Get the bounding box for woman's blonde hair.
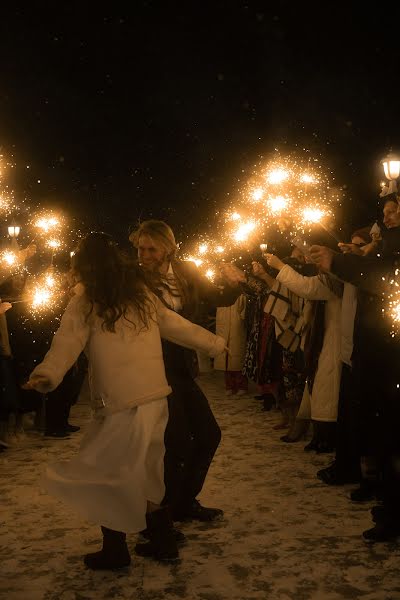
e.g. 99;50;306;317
129;220;178;259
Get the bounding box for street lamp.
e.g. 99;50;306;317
380;152;400;196
8;225;20;238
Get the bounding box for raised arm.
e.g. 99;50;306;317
276;264;336;301
154;295;226;357
28;295;90;393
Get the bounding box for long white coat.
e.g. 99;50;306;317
30;290;226;533
32;291;226;416
277;265;342;422
214;295;247;372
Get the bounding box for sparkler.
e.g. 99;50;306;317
1;250;18;267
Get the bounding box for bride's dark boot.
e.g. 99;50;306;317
84;526;131;570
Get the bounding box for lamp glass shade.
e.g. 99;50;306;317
8;226;20;237
383;160;400;181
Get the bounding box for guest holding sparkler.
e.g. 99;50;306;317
264;251;342;454
0;241;37;447
310;193;400;542
25;232;227;570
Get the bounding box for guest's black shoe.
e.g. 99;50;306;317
371;505;385;522
262;394;275;412
66;423;80;433
44;431;70;439
350;484;376;502
317;464;360;486
363;522;400;543
316;442;335;454
173;499;224;522
304;439;319;452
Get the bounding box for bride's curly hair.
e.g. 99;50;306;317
71;232;154;332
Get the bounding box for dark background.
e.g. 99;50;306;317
1;2;400;248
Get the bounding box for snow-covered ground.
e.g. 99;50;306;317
1;371;399;600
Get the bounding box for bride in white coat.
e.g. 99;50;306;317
26;233;227;571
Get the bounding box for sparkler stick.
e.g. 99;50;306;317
318;221;342;244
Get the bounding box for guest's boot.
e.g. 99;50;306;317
134;506;179;562
281;418;310;442
84;526;131;570
261;393;275;412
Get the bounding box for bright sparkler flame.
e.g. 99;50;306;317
252;188;264;201
300;174;317;184
233;221;256;243
45;274;56;288
35;216;60;233
268;196;289;213
1;250;18;266
230;212;241;221
302;207;326;223
391;300;400;323
47;239;62;250
215;245;225;253
198;243;208;255
267;168;289;184
32;287;53;309
205;269;215;280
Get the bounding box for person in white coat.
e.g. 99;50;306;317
265;253;342;453
214;294;248;395
25;233;226;571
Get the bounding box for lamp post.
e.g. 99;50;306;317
7;225;21;250
380;152;400;197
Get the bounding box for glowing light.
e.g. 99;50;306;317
46;239;62;250
268;196;289;213
1;251;18;266
233;221;256;243
391;300;400;323
302;207;326;223
252;188;264;201
205;269;215;280
45;274;56;288
267;168;289;184
186;256;203;267
215;245;224;254
260;243;268;252
32;288;52;309
300;174;317;184
230;212;241;221
34;214;61;233
198;243;208;255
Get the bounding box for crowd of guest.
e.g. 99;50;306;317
1;192;400;571
216;191;400;543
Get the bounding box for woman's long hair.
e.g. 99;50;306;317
71;232;153;332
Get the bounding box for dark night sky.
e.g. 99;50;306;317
1;2;400;245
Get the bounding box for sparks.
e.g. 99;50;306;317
205;268;215;280
268;196;289;213
1;250;18;266
302;207;326;223
300;174;317;184
46;239;62;250
267;168;289;185
233;221;256;243
252;188;264;201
